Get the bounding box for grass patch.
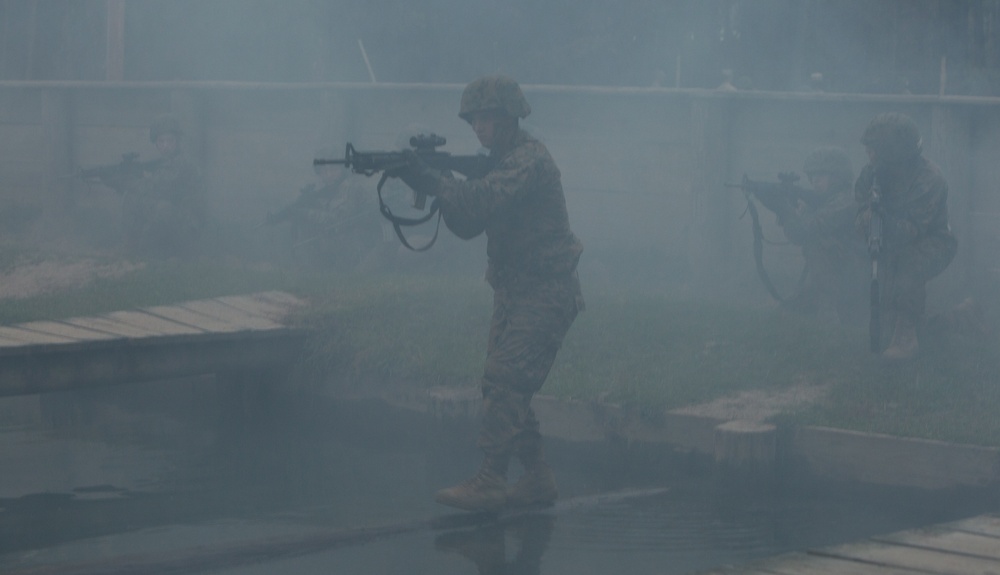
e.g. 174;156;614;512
780;334;1000;446
4;256;999;447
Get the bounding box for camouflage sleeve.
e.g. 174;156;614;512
781;194;856;246
854;164;875;206
435;143;541;239
898;164;949;236
854;164;875;235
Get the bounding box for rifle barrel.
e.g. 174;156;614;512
313;158;348;166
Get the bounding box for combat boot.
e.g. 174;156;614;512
508;441;558;509
883;315;919;360
434;457;508;512
507;461;558;509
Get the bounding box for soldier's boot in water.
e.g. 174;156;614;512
434;456;508;512
883;315;919;360
507;444;558;509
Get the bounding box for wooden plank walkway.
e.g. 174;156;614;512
700;513;1000;575
0;291;310;397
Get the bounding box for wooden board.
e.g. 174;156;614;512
254;290;306;308
181;299;282;330
15;320;120;342
0;325;76;344
817;540;1000;575
214;294;290;320
141;305;241;333
746;552;925;575
949;514;1000;538
874;527;1000;560
102;310;204;336
63;316;170;338
215;292;304;322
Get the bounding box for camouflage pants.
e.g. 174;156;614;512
790;244;870;326
882;232;957;321
478;273;582;465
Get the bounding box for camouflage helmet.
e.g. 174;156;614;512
149;114;182;143
803;147;853;187
459;75;531;121
861;112;922;163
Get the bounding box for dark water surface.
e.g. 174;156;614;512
0;380;993;575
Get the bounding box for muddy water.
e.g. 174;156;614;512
0;382;992;575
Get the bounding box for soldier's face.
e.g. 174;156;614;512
155;133;178;158
467;110;508;149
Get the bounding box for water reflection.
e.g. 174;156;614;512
0;385;996;575
434;514;556;575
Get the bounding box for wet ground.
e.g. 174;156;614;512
0;379;994;575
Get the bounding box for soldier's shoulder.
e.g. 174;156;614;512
914;157;948;190
510;131;556;167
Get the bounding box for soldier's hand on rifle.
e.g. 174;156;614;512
391;149;443;197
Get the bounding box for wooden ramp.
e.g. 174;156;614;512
701;513;1000;575
0;291;309;397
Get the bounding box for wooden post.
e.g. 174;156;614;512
714;420;777;473
105;0;125;81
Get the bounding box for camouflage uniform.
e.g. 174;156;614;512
855;113;957;357
397;75;583;511
774;148;869;324
123;116;206;257
436;127;584;467
123;151;205;257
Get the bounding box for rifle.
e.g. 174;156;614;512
725;172;815;303
71;152;162;191
313;134;493;251
867;176;883;353
725;172;818;213
314;134;490;207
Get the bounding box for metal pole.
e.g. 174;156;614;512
106;0;125;81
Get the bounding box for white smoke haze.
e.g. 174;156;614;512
0;3;999;573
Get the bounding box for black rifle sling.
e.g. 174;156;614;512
743;195;786;303
376;172;442;252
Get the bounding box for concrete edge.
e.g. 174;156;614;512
379;386;1000;490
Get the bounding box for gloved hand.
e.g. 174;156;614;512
390;149;442;197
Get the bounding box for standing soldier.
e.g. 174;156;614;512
855;112;958;359
123;115;207;258
394;75;584;512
